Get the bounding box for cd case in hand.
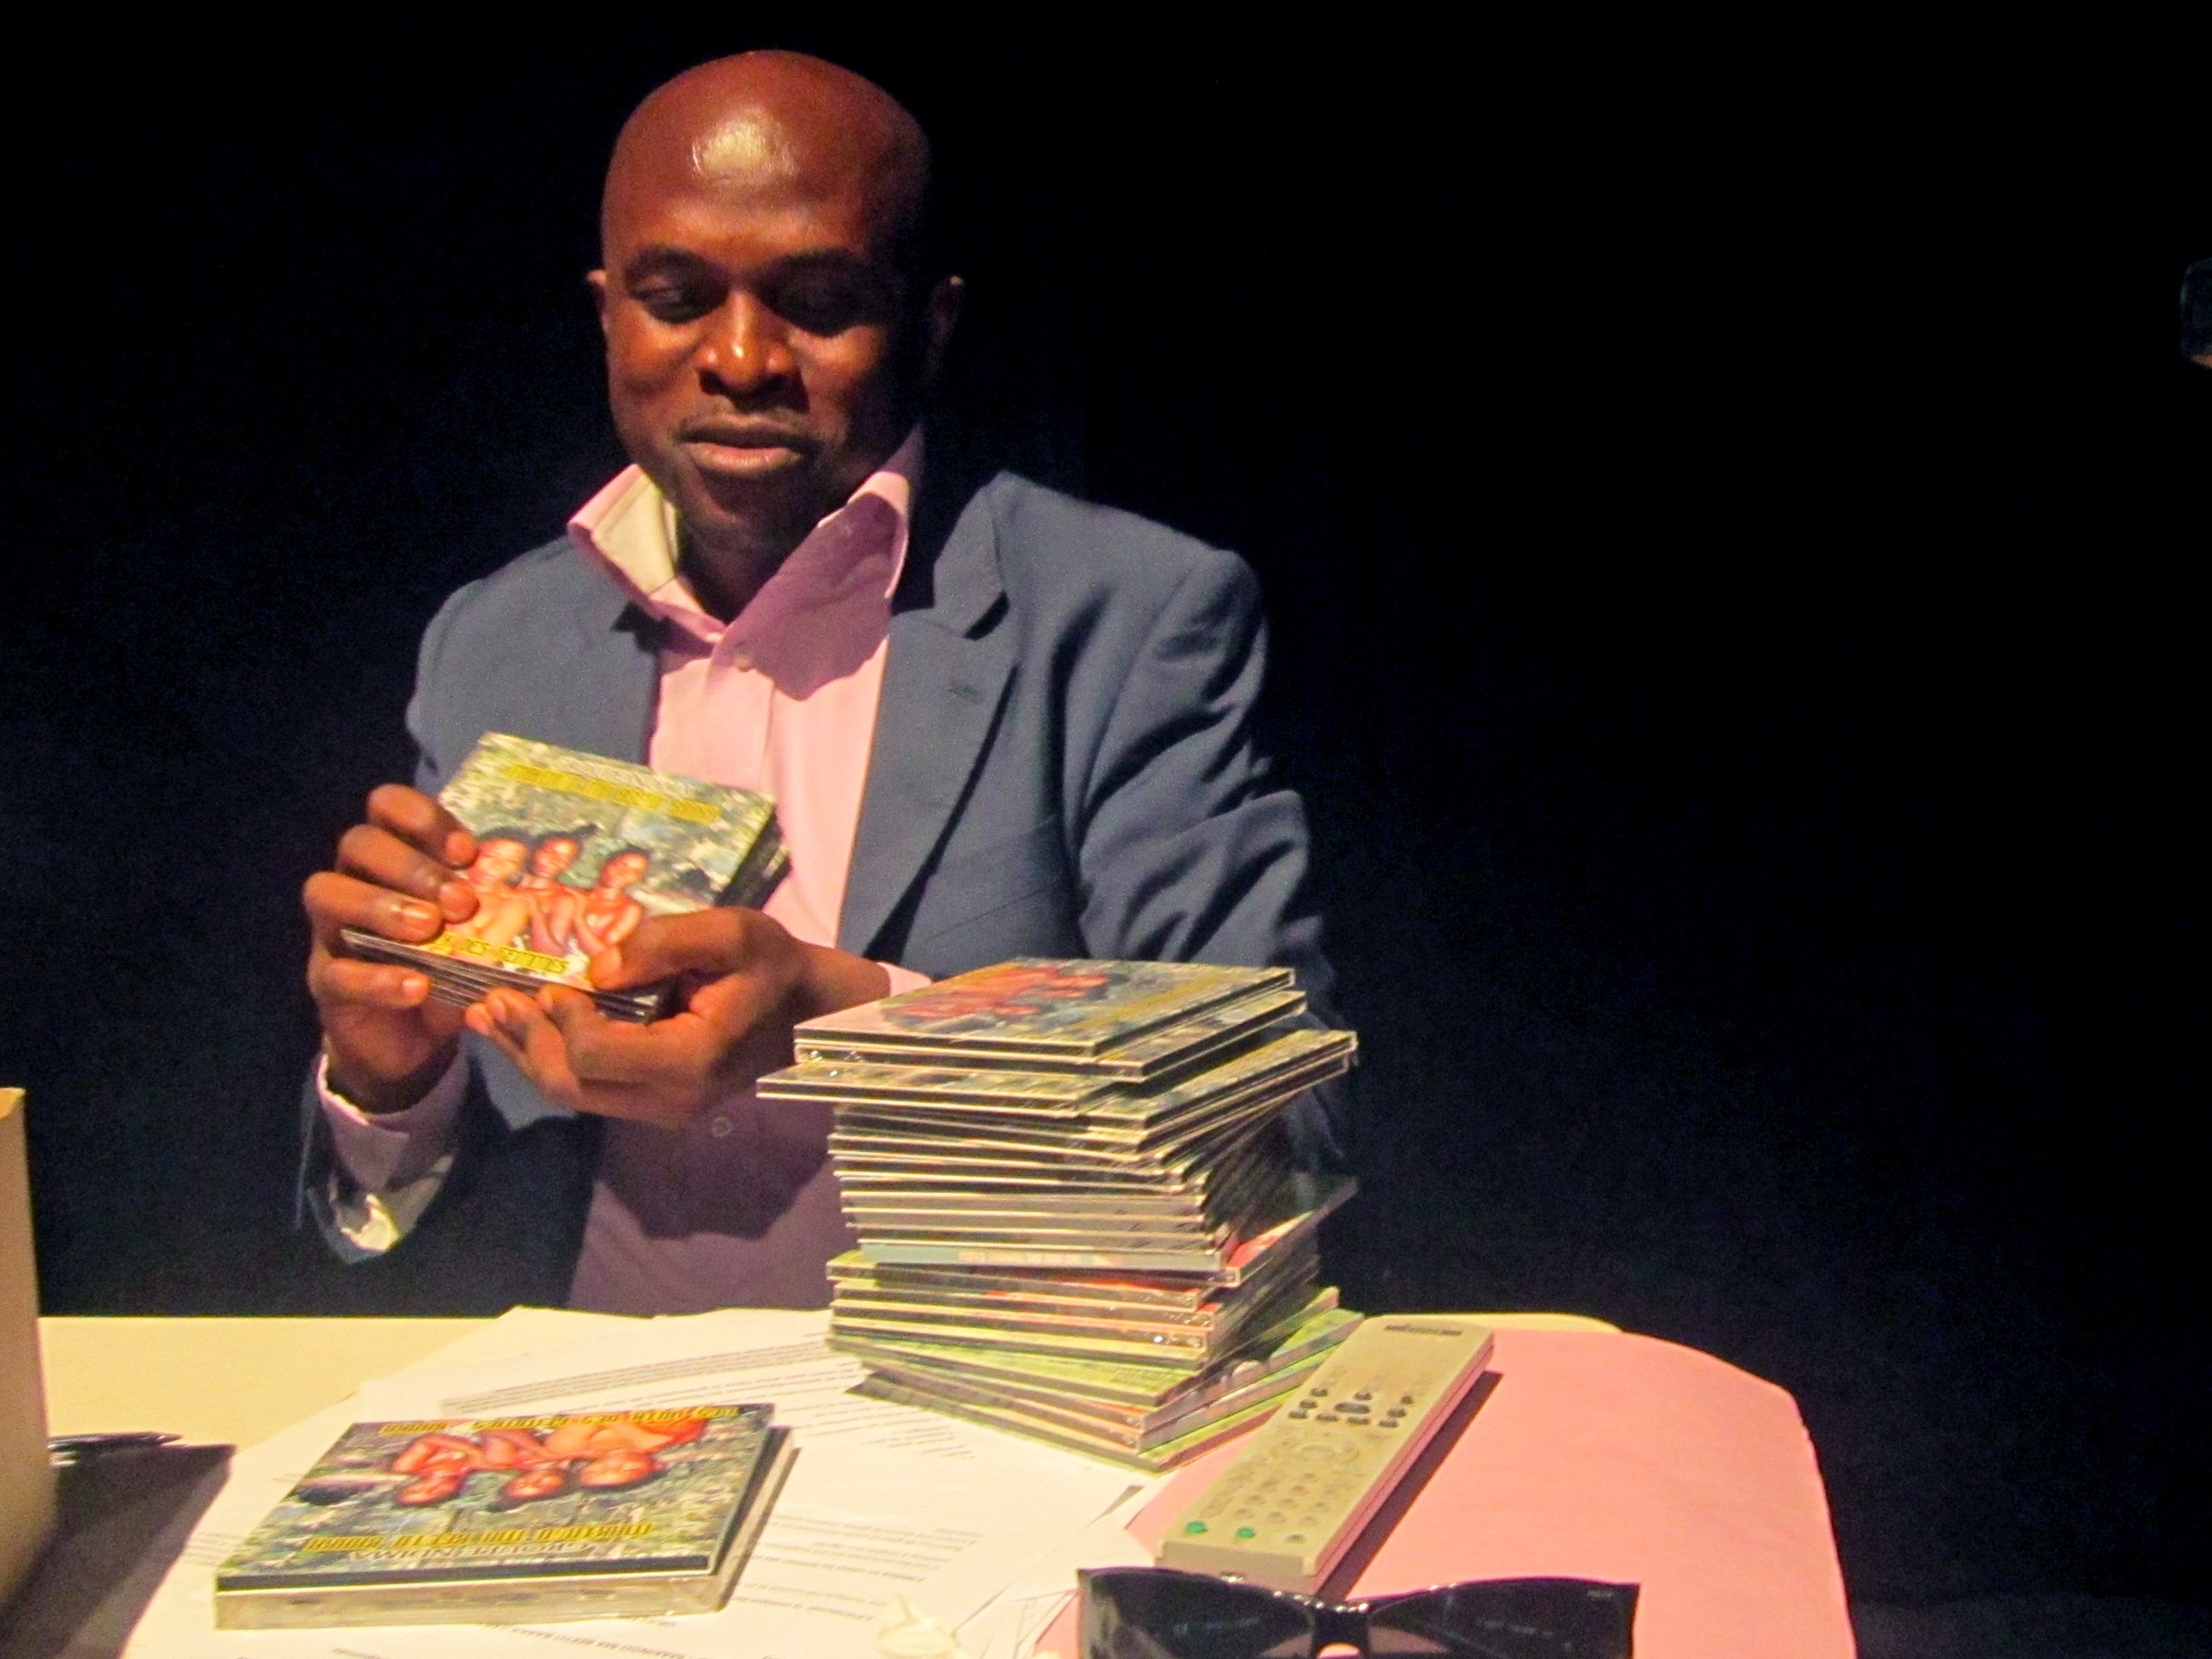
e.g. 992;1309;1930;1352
341;734;785;1023
215;1405;791;1629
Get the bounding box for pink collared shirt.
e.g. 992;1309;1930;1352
321;434;929;1313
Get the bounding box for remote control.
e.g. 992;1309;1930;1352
1155;1315;1494;1593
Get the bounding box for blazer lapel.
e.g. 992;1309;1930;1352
840;477;1016;958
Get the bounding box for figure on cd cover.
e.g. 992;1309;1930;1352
443;830;535;947
880;962;1120;1031
568;848;655;957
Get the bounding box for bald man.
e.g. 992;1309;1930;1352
300;53;1340;1313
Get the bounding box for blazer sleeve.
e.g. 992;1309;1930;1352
294;557;607;1288
406;575;486;794
1072;547;1348;1169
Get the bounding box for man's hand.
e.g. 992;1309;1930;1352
463;909;890;1129
303;784;480;1113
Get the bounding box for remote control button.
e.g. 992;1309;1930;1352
1235;1527;1256;1539
1183;1522;1208;1535
1354;1390;1371;1400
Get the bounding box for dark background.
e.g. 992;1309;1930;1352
3;25;2203;1620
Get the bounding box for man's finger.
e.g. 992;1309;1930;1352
468;993;702;1127
313;954;434;1011
683;969;799;1049
334;825;478;918
366;783;477;868
540;992;729;1095
303;870;450;945
588;910;771;990
469;991;586;1107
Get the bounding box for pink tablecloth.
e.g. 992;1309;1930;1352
1041;1329;1853;1658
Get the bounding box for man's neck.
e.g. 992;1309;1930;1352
677;526;798;623
671;429;922;622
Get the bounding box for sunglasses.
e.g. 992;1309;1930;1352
1078;1567;1637;1657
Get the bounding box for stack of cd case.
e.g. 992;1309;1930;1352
758;959;1362;1468
341;734;786;1023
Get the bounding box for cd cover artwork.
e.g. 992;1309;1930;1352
214;1406;791;1627
795;959;1293;1061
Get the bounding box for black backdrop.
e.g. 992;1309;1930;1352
2;26;2203;1612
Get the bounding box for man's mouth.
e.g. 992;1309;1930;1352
678;423;814;479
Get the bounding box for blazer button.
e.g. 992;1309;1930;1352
709;1115;735;1138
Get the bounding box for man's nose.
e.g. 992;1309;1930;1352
698;292;795;397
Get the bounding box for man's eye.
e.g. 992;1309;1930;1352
768;280;870;336
633;285;720;324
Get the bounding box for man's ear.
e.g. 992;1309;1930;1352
922;275;965;387
586;270;611;338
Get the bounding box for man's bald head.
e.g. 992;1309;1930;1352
604;53;935;288
588;53;960;618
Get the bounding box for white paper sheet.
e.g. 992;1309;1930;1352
381;1306;645;1377
952;1500;1159;1659
124;1307;1155;1659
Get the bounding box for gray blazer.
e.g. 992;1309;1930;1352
300;465;1343;1309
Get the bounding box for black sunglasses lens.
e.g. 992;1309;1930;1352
1364;1579;1637;1658
1081;1568;1315;1659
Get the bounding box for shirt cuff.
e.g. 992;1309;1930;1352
324;1150;455;1261
317;1050;467;1193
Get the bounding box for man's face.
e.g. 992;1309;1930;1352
591;112;932;560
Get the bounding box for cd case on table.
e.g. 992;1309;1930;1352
792;959;1295;1071
829;1253;1299;1310
843;1303;1364;1466
215;1405;790;1629
830;1300;1360;1414
776;1025;1353;1129
851;1172;1356;1278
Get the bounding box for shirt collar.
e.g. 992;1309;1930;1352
569;428;921;647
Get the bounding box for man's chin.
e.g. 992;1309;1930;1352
664;466;824;561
